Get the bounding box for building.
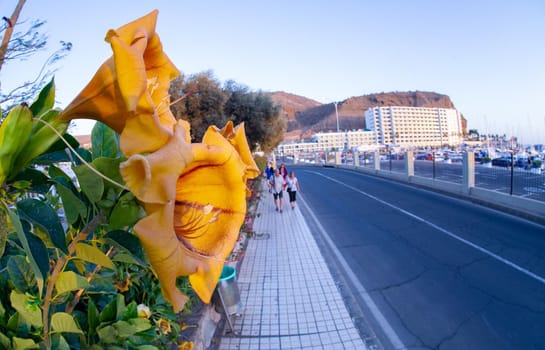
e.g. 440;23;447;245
277;129;376;156
364;106;464;147
310;130;376;151
276;106;465;156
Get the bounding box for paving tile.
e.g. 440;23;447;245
218;183;366;349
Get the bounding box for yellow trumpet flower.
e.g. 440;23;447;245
174;123;258;303
57;10;179;156
121;121;258;311
58;9;260;313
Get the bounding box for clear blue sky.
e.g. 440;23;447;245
1;1;544;144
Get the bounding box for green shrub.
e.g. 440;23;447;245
254;154;268;173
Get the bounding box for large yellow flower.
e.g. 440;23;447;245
57;10;179;156
174;121;259;303
120;121;258;311
57;9;260;313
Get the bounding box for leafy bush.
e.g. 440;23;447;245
253;154;268;173
0;84;193;349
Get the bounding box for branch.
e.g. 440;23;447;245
170;82;198;107
65;246;115;314
42;213;105;350
0;0;27;73
1;47;63;102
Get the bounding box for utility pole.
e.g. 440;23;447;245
334;102;339;132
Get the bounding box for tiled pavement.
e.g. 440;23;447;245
219;185;367;349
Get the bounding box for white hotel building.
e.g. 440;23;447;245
365;106;464;148
277;106;464;155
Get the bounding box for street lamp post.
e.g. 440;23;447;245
333;101;340;132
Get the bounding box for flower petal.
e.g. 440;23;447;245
171;124;252;302
120;121;193;204
57;9;179;156
106;29;150;114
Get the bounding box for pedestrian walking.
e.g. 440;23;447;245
286;171;300;210
279;163;288;180
265;161;275;192
269;168;286;212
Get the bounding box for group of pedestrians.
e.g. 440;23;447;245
265;162;300;213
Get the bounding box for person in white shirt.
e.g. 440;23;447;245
286;171;300;210
269;168;286;213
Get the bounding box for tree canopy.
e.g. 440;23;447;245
169;71;285;153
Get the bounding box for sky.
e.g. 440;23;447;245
1;0;544;144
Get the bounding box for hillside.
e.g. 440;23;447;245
271;91;465;141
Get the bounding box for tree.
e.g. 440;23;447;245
169;70;227;141
0;0;72;109
223;80;285;153
169;72;285;152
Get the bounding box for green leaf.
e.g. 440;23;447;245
86;274;117;294
97;325;117;344
6;206;44;295
30;78;55;117
88;298;99;338
99;299;117;323
50;334;71;350
113;320;136;338
48;164;73;184
23;224;49;281
73;147;93;166
11;168;50;194
54;271;90;296
0;332;9;349
0;298;5;317
7;256;35;293
12;337;38;349
109;192;141;230
12;111;67;174
16;199;67;254
116;294;126;322
11;180;32;189
51;312;83;334
91;122;120;159
53;181;86;225
97;188;117;211
123;301;138;321
34;133;80;164
0;207;7;258
92;157;125;193
136;346;158;350
10;291;42;327
6;312;20;332
104;230;145;261
74;163;104;203
130;318;153;333
75;243;115;269
111;252;145;266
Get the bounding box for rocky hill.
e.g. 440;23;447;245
271;91;465;141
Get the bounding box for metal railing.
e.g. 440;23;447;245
291;151;545;202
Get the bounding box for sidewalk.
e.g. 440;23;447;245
218;184;367;349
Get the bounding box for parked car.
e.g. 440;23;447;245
491;157;512;167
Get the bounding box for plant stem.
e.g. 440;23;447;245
65;246;115;314
42;213;104;350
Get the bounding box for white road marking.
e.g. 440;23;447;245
312;171;545;286
299;195;406;350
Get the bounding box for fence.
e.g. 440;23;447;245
291;150;545;223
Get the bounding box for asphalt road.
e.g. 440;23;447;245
292;165;545;350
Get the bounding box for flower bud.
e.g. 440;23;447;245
137;304;151;318
0;105;33;184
